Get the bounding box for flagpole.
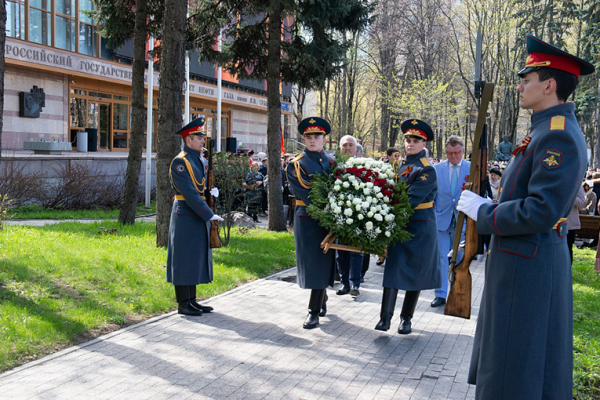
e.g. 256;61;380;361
145;35;154;208
216;29;223;152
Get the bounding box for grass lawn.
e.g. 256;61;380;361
572;247;600;399
7;202;157;220
0;221;295;372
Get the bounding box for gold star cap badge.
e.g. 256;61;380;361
411;120;418;125
309;118;316;124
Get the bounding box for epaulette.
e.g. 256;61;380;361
420;157;431;167
290;154;304;162
175;151;187;158
550;116;566;131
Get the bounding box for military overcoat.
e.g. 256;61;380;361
166;145;214;285
383;150;441;290
468;103;587;399
287;149;336;289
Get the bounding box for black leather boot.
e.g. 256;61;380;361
319;292;328;317
303;289;325;329
398;290;420;334
375;287;398;331
175;285;203;316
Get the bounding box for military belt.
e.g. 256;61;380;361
296;199;306;207
414;201;434;210
174;194;206;202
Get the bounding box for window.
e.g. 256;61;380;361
79;0;96;56
29;0;51;45
6;1;25;40
70;97;86;128
55;0;75;51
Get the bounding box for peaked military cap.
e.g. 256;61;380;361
176;116;206;138
401;119;434;142
298;116;331;136
518;34;595;78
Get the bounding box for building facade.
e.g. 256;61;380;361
3;0;295;154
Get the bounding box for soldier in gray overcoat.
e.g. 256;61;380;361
166;117;223;316
375;119;440;335
457;34;593;399
286;117;336;329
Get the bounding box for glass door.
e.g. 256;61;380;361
98;103;110;150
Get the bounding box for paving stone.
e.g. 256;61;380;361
0;257;486;399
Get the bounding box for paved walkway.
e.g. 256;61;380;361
0;246;484;399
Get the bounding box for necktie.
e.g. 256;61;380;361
450;164;458;195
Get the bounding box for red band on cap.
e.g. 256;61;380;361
303;126;326;135
404;129;427;140
527;52;582;77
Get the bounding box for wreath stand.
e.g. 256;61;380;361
320;232;387;256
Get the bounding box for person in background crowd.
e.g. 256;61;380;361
458;34;592;399
166;117;223;316
287;117;337;329
568;185;586;263
592;172;600;209
244;163;264;223
356;144;365;158
375;119;440;335
336;134;365;297
431;135;470;308
258;158;268;217
488;167;502;201
582;180;597;215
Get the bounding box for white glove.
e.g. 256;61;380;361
456;190;492;221
210;187;219;198
210;215;224;222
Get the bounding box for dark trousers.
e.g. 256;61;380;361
567;230;576;264
362;254;370;278
336;250;363;287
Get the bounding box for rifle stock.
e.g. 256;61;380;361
445;82;494;319
206;139;222;249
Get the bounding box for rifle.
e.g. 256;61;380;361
444;82;494;319
205;138;222;248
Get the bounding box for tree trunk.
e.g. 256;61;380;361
0;0;6;163
118;0;148;224
155;0;187;247
266;1;285;231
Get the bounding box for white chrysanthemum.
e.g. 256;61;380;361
388;179;395;185
383;196;390;202
346;218;353;225
385;231;391;237
373;186;381;193
375;227;382;234
374;214;383;222
366;182;374;188
344;208;353;216
355;204;362;211
333;207;342;214
334;185;341;191
342;181;350;188
385;214;395;222
346;200;352;207
376;192;384;199
358;214;364;220
348;175;356;182
367;211;374;218
363;188;371;195
370;206;378;214
362;201;370;209
353;197;361;204
365;221;374;230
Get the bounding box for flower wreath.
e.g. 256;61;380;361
307;156;413;256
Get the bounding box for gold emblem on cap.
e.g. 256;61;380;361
309;118;316;124
411;120;418;125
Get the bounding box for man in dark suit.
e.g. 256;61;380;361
336;135;365;297
431;136;470;307
458;34;593;399
166;117;224;316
